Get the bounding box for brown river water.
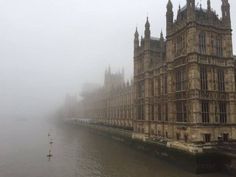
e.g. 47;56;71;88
0;117;231;177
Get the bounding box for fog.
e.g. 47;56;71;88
0;0;236;118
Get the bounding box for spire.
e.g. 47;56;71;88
187;0;195;9
207;0;211;11
134;27;139;50
187;0;195;22
145;17;150;39
221;0;231;27
160;30;164;40
145;17;150;29
178;4;181;13
167;0;173;10
166;0;173;35
134;27;139;39
222;0;228;5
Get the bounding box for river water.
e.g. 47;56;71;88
0;117;230;177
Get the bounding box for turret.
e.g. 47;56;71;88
221;0;231;28
187;0;195;22
134;27;139;50
166;0;173;35
144;17;150;39
207;0;211;11
160;31;165;60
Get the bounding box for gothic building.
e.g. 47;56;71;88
133;0;236;143
75;0;236;144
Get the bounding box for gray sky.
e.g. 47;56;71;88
0;0;235;117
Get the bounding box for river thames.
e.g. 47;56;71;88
0;117;231;177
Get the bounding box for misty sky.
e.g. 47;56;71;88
0;0;235;117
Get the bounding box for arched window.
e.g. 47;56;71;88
199;32;206;54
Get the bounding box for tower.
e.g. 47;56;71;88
207;0;211;11
144;17;150;40
134;27;139;51
187;0;195;22
221;0;231;27
166;0;173;35
160;31;165;60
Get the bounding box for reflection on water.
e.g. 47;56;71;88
0;117;230;177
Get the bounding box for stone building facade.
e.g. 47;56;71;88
76;0;236;144
133;0;236;143
81;68;134;130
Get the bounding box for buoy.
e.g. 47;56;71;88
47;150;53;158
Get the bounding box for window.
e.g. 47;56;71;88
216;37;223;57
199;32;206;54
158;104;162;121
165;103;168;121
223;133;229;142
212;68;217;91
150;105;154;121
215;105;218;123
202;101;209;123
175;34;186;56
200;65;208;91
176;69;186;91
164;75;168;94
176;133;180;140
219;102;227;123
217;69;225;92
212;35;223;57
204;134;211;143
184;134;188;142
154;104;158;121
138;81;145;98
137;104;144;120
158;77;161;96
176;36;183;56
176;101;187;122
235;69;236;91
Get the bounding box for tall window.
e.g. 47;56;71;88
137;104;144;120
200;65;208;91
176;101;187;122
165;103;168;121
202;101;209;123
138;81;145;98
212;36;223;57
158;104;162;121
175;34;186;56
216;37;223;57
199;32;206;54
158;77;161;96
150;105;154;121
204;134;211;143
176;36;183;56
219;102;227;124
164;75;168;95
217;69;225;92
176;69;186;91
